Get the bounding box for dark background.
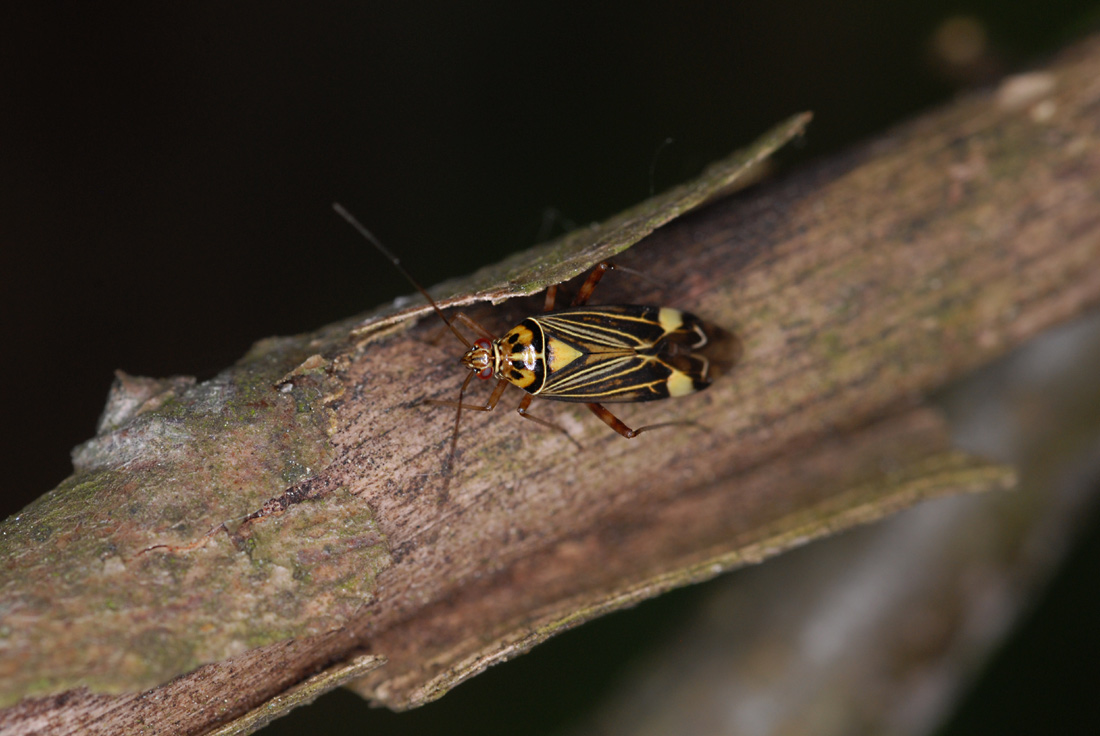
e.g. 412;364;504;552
3;2;1099;734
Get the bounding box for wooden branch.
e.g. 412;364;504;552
4;33;1100;735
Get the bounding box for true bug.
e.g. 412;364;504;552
334;203;739;468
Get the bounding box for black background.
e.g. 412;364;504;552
4;2;1100;733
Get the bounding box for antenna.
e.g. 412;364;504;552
332;202;471;348
648;136;675;197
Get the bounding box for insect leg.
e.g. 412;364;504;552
571;260;669;307
423;377;510;411
424;374;510;485
543;284;560;312
516;394;582;449
585;402;701;439
571;261;616;306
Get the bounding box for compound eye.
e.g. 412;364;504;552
478;365;494;380
475;338;493;351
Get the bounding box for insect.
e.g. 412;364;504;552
334;203;739;469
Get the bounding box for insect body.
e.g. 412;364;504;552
474;305;726;404
334;204;739;463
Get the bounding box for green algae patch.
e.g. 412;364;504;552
0;335;389;706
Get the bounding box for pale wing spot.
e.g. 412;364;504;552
666;367;698;397
657;307;684;335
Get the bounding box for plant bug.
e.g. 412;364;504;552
334;203;740;472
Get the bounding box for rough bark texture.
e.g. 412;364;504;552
555;310;1100;736
3;34;1100;736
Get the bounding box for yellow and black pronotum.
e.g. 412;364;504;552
335;204;740;463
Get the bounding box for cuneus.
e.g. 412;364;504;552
334;204;740;471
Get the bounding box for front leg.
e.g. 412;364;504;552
423;376;510;412
421;374;509;485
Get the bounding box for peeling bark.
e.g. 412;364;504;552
3;34;1100;736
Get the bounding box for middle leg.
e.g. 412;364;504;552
516;394;582;449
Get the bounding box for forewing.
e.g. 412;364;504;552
536;306;669;352
534;306;738;403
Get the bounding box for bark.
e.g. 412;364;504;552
3;34;1100;736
